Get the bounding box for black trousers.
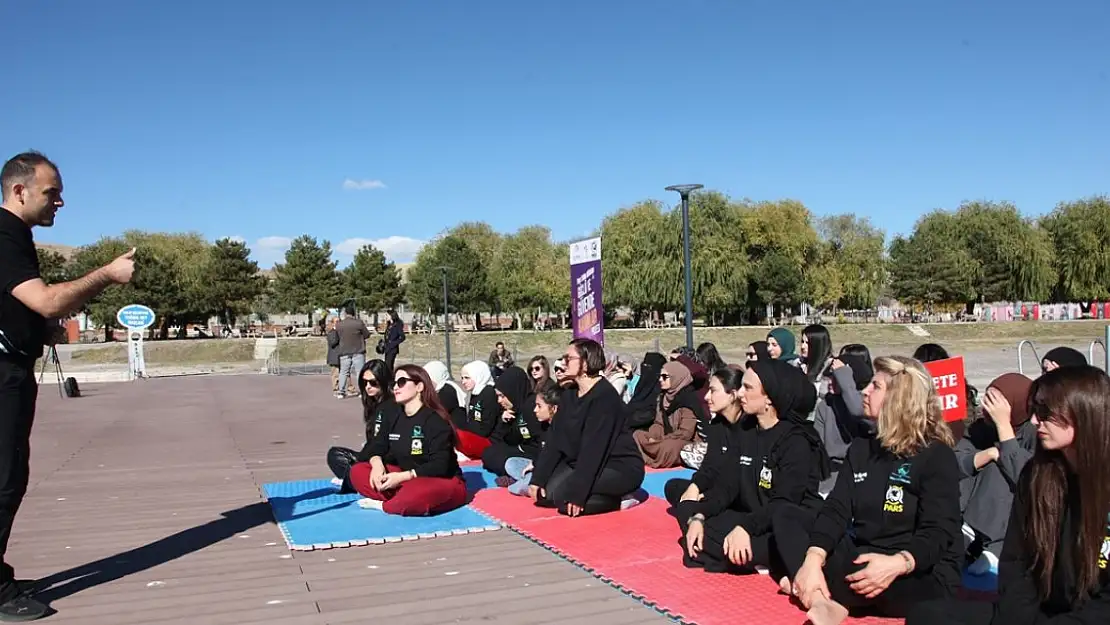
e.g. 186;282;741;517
326;446;359;494
664;479;811;579
906;599;996;625
481;442;530;477
0;360;37;601
537;461;642;516
384;350;398;372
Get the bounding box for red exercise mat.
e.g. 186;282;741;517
470;488;901;625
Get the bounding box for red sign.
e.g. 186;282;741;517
923;356;967;423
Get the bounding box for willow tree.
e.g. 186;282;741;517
741;199;820;318
951;201;1053;304
496;226;567;320
814;214;887;311
600;201;679;322
1041;196;1110;301
681;192;750;324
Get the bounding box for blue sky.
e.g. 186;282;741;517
3;0;1107;267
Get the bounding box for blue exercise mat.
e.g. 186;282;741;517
262;468;501;550
640;468;695;500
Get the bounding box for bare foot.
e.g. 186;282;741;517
778;576;793;595
806;598;849;625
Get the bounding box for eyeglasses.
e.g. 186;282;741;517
659;374;671;381
363;379;380;389
531;366;543;372
745;352;756;358
392;377;415;389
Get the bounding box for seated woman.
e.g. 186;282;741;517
529;338;646;517
626;352;666;431
954;372;1034;575
498;385;562;497
633;361;706;469
746;340;771;364
526;355;555;393
326;359;396;491
906;365;1110;625
480;366;540;476
1041;346;1087;373
767;327;800;367
790;356;962;625
423;360;468;426
814;347;873;495
346;365;467;516
455;360;500;459
672;361;825;584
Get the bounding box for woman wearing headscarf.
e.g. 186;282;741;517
481;366;542;475
814;349;874;495
455;360;500;459
1040;346;1087;373
747;341;772;363
625;352;665;430
604;350;629;398
677;359;824;584
953;372;1035;576
633;361;707;469
767;328;800;366
423;361;467;427
616;354;640;403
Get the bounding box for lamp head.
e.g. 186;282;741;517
665;184;704;197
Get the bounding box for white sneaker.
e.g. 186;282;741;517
357;498;384;510
968;551;998;576
335;393;345;399
330;477;344;488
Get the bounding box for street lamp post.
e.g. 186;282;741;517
665;184;704;350
438;266;452;372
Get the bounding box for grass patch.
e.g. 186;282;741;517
64;320;1109;368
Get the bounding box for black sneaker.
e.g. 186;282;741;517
0;594;47;622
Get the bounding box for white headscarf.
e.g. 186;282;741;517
423;360;466;407
461;360;494;400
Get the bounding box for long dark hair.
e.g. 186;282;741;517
695;342;727;374
395;364;452;425
359;359;393;423
528;355;552;391
912;343;949;362
802;324;833;383
1023;366;1110;605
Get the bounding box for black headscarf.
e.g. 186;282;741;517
625;352;665;429
750;359;830;480
749;341;771;362
1042;346;1087;371
494;366;533;414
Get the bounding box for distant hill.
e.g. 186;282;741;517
35;242;77;259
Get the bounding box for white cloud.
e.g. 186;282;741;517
342;178;387;191
336;236;426;263
256;236;293;249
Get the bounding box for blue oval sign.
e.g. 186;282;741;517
117;304;156;329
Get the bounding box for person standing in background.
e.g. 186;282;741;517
382;310;405;371
326;316;356;396
0;152;136;620
335;305;370;399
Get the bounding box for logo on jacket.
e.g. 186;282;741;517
1099;536;1110;570
472;403;483;422
854;472;868;483
374;412;383;437
883;485;905;513
411;425;424;456
738;455;753;466
889;463;912;485
758;463;773;490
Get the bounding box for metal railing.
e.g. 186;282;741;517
1016;339;1041;376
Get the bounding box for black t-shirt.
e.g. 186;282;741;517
0;209;45;360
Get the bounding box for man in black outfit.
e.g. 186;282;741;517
0;152;135;621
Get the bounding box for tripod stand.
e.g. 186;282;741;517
38;345;67;398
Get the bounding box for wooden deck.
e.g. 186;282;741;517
14;374;669;624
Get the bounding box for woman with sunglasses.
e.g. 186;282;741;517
456;360;500;459
527;355;554;393
326;359;397;492
908;366;1110;625
347;365;467;516
529;339;645;517
633;361;706;469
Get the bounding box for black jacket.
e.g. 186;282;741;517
364;405;460;478
495;367;545;459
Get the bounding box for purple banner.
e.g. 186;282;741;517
569;237;604;345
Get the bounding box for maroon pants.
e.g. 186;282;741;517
348;463;467;516
455;428;492;460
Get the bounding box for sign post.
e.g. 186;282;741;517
923;356;967;423
116;305;156;381
569;237;604;346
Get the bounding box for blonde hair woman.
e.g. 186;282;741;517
788;356;962;625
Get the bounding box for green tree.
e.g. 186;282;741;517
600;201;678;319
683;192;750;324
406;235;490;325
813;215;887;310
343;244;405;323
207;238;264;328
271;236;342;321
888;222;977;309
1041;196;1110;301
36;248;70;285
743;199;819;318
446;222;503;311
952;201;1053;303
754;251;805;313
496;226;565;317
